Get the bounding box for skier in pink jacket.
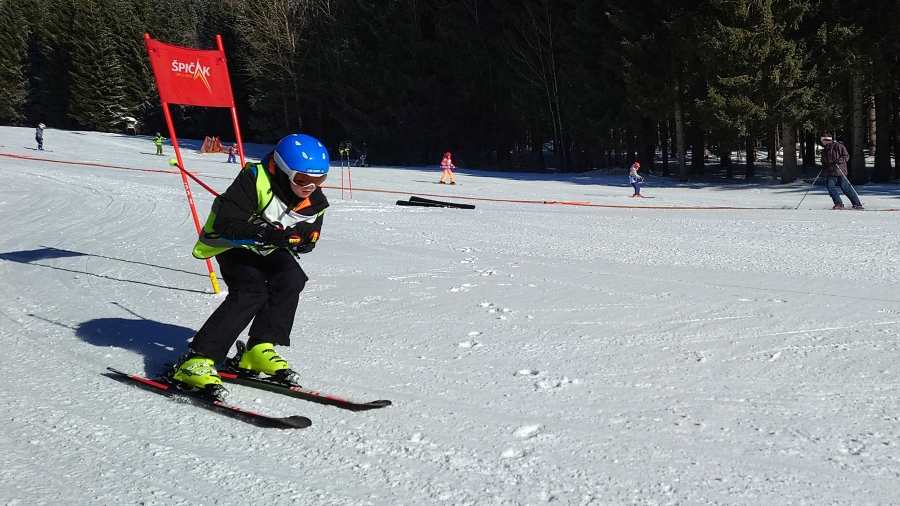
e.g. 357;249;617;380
439;152;456;184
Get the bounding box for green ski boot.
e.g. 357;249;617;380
233;341;302;385
171;354;227;398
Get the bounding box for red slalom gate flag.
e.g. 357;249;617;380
144;34;248;295
145;36;235;107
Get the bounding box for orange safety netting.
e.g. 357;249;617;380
199;136;224;153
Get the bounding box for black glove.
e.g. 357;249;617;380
253;222;303;248
290;225;321;254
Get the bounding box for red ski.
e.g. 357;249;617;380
106;367;312;429
218;369;392;411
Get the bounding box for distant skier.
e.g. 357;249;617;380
227;144;237;163
629;162;644;198
439;151;456;184
35;123;45;150
820;133;862;210
154;132;164;155
169;133;330;398
354;153;368;167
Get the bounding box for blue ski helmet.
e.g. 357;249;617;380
274;134;330;177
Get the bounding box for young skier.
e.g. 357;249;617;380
154;132;164;155
439;151;456;184
629;162;644;197
227;144;237;163
170;133;330;399
35;124;45;150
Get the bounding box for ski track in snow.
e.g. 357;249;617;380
1;127;899;504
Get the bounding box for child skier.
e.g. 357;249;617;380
169;133;330;399
227;144;237;163
439;151;456;184
629;162;644;198
154;132;164;155
35;124;45;150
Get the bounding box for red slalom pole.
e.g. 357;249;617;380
162;102;221;294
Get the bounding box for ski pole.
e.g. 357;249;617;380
843;176;863;206
795;169;822;209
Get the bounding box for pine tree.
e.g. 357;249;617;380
222;0;325;140
850;0;900;183
104;0;156;129
27;0;79;129
0;0;28;123
499;0;580;172
608;0;713;181
697;0;817;183
67;0;129;131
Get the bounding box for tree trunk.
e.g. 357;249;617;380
533;126;546;172
867;94;876;156
872;87;892;182
894;84;900;179
721;148;733;178
850;74;868;184
626;126;636;166
768;127;777;181
615;128;625;167
780;123;797;183
638;118;655;170
745;136;755;178
670;130;677;158
661;119;670;177
690;124;704;175
803;131;816;170
675;95;687;181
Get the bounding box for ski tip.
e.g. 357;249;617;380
284;416;313;429
106;367;134;379
367;400;392;408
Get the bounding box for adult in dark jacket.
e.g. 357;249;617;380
820;133;862;210
170;133;330;399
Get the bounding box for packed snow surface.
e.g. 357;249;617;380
1;126;899;505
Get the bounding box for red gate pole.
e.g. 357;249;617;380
217;35;245;168
162;101;221;294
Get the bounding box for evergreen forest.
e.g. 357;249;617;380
1;0;899;184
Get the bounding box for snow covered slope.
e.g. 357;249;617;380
1;126;899;505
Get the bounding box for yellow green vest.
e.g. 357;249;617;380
191;164;274;259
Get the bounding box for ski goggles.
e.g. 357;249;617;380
273;157;328;188
289;170;327;188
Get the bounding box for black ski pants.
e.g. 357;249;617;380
189;247;308;362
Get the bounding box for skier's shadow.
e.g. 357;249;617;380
76;318;194;374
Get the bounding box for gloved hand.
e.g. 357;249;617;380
291;227;320;252
254;222;304;248
291;227;321;253
293;242;315;254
